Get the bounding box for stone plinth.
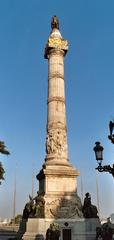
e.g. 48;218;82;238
23;218;100;240
37;165;79;195
37;164;82;219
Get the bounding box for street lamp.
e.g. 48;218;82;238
93;121;114;177
93;142;114;177
93;142;104;166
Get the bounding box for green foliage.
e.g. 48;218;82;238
0;141;10;155
11;214;22;224
0;140;10;184
0;162;5;184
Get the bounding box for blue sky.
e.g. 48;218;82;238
0;0;114;219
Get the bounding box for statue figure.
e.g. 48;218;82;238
51;16;59;30
82;193;99;218
22;202;31;219
22;194;45;219
46;132;56;154
34;195;45;218
46;136;50;154
46;223;60;240
83;192;91;207
56;130;62;154
22;199;35;219
101;218;113;240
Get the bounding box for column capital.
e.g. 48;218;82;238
44;17;68;59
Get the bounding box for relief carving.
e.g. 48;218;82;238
48;121;67;130
46;128;67;156
45;196;83;219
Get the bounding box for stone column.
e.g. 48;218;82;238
36;16;81;219
44;16;69;166
21;19;84;240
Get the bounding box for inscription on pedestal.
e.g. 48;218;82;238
47;177;76;192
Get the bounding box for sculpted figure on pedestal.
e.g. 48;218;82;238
51;16;59;30
82;193;99;218
46;223;61;240
22;199;36;219
22;194;45;219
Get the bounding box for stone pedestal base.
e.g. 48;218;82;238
21;218;100;240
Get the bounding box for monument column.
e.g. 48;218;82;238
37;17;82;219
22;17;100;240
44;16;69;166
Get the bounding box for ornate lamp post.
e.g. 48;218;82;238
93;142;104;166
93;121;114;177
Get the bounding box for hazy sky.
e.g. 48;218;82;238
0;0;114;219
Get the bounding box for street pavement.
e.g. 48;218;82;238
0;225;18;240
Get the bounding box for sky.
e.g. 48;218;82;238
0;0;114;220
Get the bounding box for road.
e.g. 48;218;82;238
0;225;19;240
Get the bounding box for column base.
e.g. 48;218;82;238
21;218;100;240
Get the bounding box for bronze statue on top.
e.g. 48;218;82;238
51;16;59;30
82;193;99;218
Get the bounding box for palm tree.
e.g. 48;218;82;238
0;141;10;184
0;141;10;155
0;162;5;184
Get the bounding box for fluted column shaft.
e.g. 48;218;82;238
43;15;69;165
47;49;66;130
45;48;68;165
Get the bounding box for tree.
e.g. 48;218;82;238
0;162;5;184
0;141;10;184
0;141;10;155
11;214;22;225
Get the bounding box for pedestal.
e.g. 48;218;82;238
22;218;100;240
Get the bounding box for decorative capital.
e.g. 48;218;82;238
51;16;59;30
